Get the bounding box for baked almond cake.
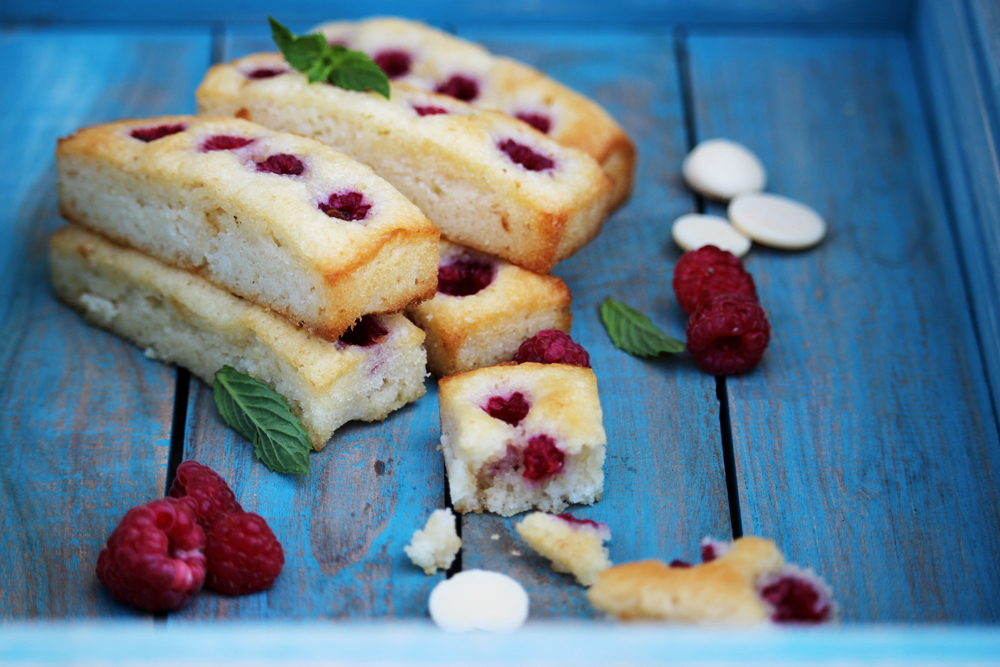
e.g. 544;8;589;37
516;512;612;586
312;17;636;208
438;363;606;516
56;115;439;340
406;239;572;376
50;226;427;449
196;57;614;274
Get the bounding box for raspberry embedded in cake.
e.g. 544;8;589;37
515;112;552;135
757;566;835;623
498;139;555;172
483;392;530;427
435;74;479;101
522;434;564;482
256;153;305;176
319;190;372;221
413;105;449;117
556;513;603;531
202;135;254;152
340;314;389;347
131;123;186;143
437;255;495;297
373;49;413;79
246;67;288;80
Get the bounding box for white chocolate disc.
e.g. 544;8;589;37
672;213;752;257
682;139;767;200
428;570;529;633
728;192;827;250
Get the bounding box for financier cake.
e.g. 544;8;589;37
406;239;572;377
438;363;606;516
515;512;612;586
196;56;614;274
50;226;427;449
312;17;636;208
56;115;439;340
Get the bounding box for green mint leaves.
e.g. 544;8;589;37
213;365;312;475
600;298;685;358
269;17;390;99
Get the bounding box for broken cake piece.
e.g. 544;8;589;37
515;512;612;586
405;509;462;575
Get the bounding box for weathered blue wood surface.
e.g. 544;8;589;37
687;31;1000;621
0;29;211;618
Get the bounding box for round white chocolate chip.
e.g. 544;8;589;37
428;570;529;633
728;192;827;250
672;213;752;257
682;139;767;200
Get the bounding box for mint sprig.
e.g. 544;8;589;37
269;17;390;99
600;297;685;358
213;365;312;475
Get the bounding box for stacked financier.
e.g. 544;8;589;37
52;115;438;449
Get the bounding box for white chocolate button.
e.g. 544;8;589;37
672;213;752;257
682;139;767;200
728;192;827;250
428;570;529;633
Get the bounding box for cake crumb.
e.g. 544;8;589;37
405;508;461;575
511;550;522;557
491;534;500;541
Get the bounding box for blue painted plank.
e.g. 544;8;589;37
687;31;1000;621
0;29;212;618
450;26;731;617
1;0;915;30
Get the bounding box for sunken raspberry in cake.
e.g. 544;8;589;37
438;363;606;516
515;512;612;586
56;115;439;340
196;57;614;274
49;226;427;449
406;240;572;376
312;17;635;208
587;536;836;624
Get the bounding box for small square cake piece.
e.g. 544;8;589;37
406;240;572;377
515;512;612;586
50;226;427;449
438;363;606;516
404;508;462;575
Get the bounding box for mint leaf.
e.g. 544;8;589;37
213;365;311;475
269;17;390;99
600;298;685;358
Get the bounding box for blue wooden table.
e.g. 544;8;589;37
2;0;1000;663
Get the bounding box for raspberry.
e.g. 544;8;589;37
168;460;243;528
256;153;304;176
373;49;412;79
96;497;206;612
686;294;770;375
672;245;758;315
515;112;551;134
438;256;494;296
413;105;449;117
483;392;530;427
521;434;564;482
759;573;833;623
498;139;555;172
669;559;692;568
513;330;591;368
435;75;479;101
130;124;185;143
340;315;388;347
204;512;284;595
319;191;371;221
202;135;254;152
556;513;602;530
247;67;287;79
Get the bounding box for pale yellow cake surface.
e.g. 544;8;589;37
515;512;612;586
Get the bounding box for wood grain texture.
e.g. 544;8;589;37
0;29;211;618
687;31;1000;621
169;378;445;619
451;26;732;618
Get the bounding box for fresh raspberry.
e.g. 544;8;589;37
686;294;770;375
204;512;284;595
373;49;412;79
498;139;555;171
521;434;564;482
319;191;371;221
438;256;494;296
483;392;530;427
168;460;243;528
513;330;591;368
515;112;551;134
340;315;388;347
247;67;288;80
759;572;833;623
413;105;449;117
435;75;479;101
130;123;185;143
669;559;692;568
256;153;304;176
672;245;758;315
96;497;206;612
202;135;254;152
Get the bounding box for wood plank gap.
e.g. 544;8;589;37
444;472;462;580
715;377;743;538
163;369;190;497
210;22;226;66
673;27;706;215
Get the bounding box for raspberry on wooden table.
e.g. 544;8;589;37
672;245;758;315
513;329;591;367
686;294;770;375
205;512;285;595
96;497;207;612
168;460;242;528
